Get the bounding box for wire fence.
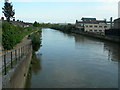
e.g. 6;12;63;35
0;42;32;75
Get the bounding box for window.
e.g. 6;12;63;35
104;26;107;28
94;25;97;27
89;25;93;27
85;25;88;27
90;29;93;31
94;30;97;32
99;30;102;32
99;26;102;28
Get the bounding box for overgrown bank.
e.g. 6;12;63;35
31;30;42;52
25;30;42;88
50;24;76;33
50;24;120;43
2;22;38;50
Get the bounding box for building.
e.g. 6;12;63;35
76;17;110;35
10;21;33;27
105;18;120;36
114;18;120;29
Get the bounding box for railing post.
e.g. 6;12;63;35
19;48;20;60
4;54;7;75
11;52;13;68
23;46;24;56
15;49;17;62
21;47;22;58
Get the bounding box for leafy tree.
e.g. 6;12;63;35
33;21;39;27
2;1;15;22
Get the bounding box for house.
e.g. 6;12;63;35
10;21;33;27
76;17;110;35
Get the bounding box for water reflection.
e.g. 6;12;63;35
31;53;42;74
74;34;120;62
27;29;119;88
25;53;42;88
104;42;120;62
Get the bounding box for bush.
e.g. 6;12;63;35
31;30;42;51
2;22;22;49
2;22;36;50
50;24;76;33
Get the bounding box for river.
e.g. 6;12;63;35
26;28;120;88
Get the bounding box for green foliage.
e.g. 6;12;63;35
50;24;76;33
31;30;42;51
2;2;15;22
33;21;39;27
2;22;35;50
2;22;22;49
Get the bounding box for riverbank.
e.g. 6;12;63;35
71;30;120;43
2;29;41;88
25;30;42;88
2;22;39;50
50;24;120;43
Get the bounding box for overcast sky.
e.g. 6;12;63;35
0;0;119;23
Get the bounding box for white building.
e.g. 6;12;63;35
76;18;110;35
84;23;110;35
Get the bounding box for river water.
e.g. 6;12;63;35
26;28;120;88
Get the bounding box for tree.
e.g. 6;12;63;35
33;21;39;27
2;1;15;22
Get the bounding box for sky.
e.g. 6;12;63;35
0;0;120;23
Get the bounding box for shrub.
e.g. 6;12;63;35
2;22;35;50
31;30;42;51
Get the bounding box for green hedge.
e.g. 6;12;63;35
2;22;36;50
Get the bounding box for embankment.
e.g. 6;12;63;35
71;30;120;43
2;30;41;88
2;47;32;88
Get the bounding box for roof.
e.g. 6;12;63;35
76;18;107;24
76;21;106;24
114;18;120;22
81;17;96;20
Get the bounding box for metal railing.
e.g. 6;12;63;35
0;42;32;75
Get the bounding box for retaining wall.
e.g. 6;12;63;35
2;46;32;88
71;30;120;43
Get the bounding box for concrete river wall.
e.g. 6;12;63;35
71;30;120;43
2;42;32;88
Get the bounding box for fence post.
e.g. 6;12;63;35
21;47;22;58
23;46;24;56
4;54;7;75
11;52;13;68
15;49;17;62
19;48;20;60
